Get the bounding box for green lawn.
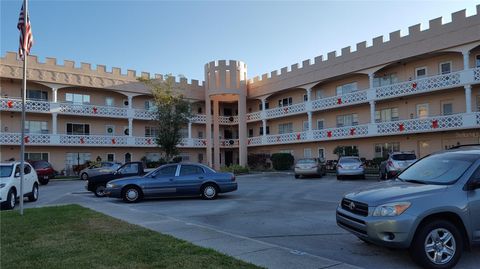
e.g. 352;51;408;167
0;205;261;269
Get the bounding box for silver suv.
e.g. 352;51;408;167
336;145;480;269
379;151;417;180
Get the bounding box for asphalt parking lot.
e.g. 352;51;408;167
25;173;480;269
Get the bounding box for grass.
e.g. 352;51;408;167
0;205;261;269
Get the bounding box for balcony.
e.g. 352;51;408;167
265;102;306;119
58;102;128;118
1;98;50;113
311;90;368;110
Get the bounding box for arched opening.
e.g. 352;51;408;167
124;152;132;163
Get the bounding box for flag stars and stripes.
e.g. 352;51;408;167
18;3;33;59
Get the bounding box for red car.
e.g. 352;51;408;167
28;160;55;185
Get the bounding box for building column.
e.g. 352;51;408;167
463;51;470;70
52;88;58;102
465;85;472;113
369;100;376;124
307;111;313;131
128;118;133;137
306;88;312;102
238;94;248;167
127;96;133;109
368;73;375;89
262;119;267;137
188;122;192;139
205;97;213;167
213;100;220;170
52;113;58;134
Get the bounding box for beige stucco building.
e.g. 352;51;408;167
1;7;480;173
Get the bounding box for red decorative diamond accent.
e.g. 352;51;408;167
327;131;332;138
202;140;206;145
412;82;417;89
7;100;14;108
350;128;356;135
432;120;439;129
147;138;151;144
247;139;251;145
111;138;116;144
24;136;30;143
337;98;342;105
296;133;301;140
284;107;288;113
93;107;98;114
398;123;405;131
80;137;85;144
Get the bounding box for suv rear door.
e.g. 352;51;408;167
467;165;480;243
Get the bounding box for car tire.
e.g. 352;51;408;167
81;173;88;180
410;220;463;269
201;184;218;200
5;188;17;210
39;177;49;185
28;183;39;202
294;174;300;179
336;175;343;180
122;186;142;203
94;185;106;197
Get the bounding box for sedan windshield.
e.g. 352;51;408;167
398;153;476;184
0;165;14;178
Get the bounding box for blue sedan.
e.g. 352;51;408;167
104;163;238;202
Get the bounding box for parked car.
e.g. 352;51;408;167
86;162;153;197
0;162;39;210
28;160;55;185
336;145;480;269
104;163;238;202
79;162;122;180
379;152;417;180
336;156;365;180
294;158;326;178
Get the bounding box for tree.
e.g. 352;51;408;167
138;75;192;162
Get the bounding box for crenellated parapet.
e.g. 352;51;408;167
0;52;206;99
247;5;480;97
205;60;247;97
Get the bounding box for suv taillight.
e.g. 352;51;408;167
387;160;394;168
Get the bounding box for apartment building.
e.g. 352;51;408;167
1;7;480;174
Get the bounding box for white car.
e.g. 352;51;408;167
0;162;39;210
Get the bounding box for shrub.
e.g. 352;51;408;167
270;153;294;170
220;164;249;174
372;157;387;166
247;153;271;170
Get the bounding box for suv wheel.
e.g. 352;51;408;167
5;189;17;210
122;186;142;203
81;173;88;180
410;220;463;269
28;183;39;202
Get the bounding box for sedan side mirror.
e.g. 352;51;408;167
15;172;20;178
466;178;480;191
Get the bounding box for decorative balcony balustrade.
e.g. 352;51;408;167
312;90;368;110
376;71;462;100
59;134;128;145
246;111;261;122
266;102;306;119
220;139;239;147
1;98;50;113
266;131;308;144
134;109;156;120
474;67;480;81
312;125;369;140
59;103;128;118
0;133;51;145
218;116;239;124
377;114;464;135
190;114;207;123
247;136;262;146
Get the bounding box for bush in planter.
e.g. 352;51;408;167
271;153;294;170
220;164;249;174
248;153;271;170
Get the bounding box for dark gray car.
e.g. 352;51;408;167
336;145;480;269
104;163;237;202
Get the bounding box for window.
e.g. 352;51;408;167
66;123;90;135
197;107;203;114
155;165;177;177
278;97;292;107
278;123;293;134
416;103;429;118
106;153;115;162
318;148;325;160
144;100;156;111
316;120;324;130
145;126;159;137
374;142;400;158
25;121;48;134
476;55;480;68
66;93;90;104
27;90;48;101
119;163;138;174
304;148;312;158
439;62;451;74
248;129;254;137
179;165;204;176
373;74;398;87
303;94;308;102
65;152;91;168
336;82;357;95
259;126;270;135
24;152;49;161
124;153;132;163
105;97;114;106
375;108;399;123
415;67;427;78
258;102;270;110
442;102;453;115
198;131;204;139
123;126;129;136
198;153;204;163
179;153;190;162
336;114;358;127
303;121;309;131
24;164;32;175
105;125;115;135
315;89;324;99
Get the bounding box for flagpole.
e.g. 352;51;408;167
19;0;28;216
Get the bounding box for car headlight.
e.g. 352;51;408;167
106;183;115;188
0;183;5;189
372;202;411;217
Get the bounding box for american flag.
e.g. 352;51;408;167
17;2;33;59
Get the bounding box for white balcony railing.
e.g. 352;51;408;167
312;125;369;140
1;98;50;113
377;114;464;135
218;116;238;124
266;102;306;119
312;90;368;110
474;67;480;81
58;103;128;118
266;131;308;144
247;136;263;145
220;139;239;147
59;134;128;145
246;111;261;122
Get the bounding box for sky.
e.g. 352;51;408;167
1;0;479;82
